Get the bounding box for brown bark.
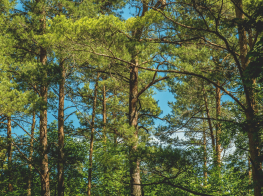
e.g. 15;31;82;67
129;58;141;196
202;119;207;185
246;111;262;196
113;90;118;147
35;0;50;195
58;61;65;196
103;83;107;144
215;81;221;167
7;117;13;192
39;48;50;196
128;2;149;195
202;87;216;152
39;83;50;196
102;80;107;173
248;157;252;194
234;1;262;195
87;73;100;196
112;111;117;147
234;0;248;70
28;112;36;196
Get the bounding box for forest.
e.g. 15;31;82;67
0;0;263;195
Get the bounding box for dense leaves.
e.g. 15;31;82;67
1;0;263;196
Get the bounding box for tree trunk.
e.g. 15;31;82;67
28;112;36;196
39;86;50;196
102;81;107;173
35;0;50;194
202;118;207;185
246;111;262;196
248;156;252;195
129;58;141;196
103;83;107;144
127;2;149;195
87;73;100;196
113;110;117;147
39;46;50;196
58;61;65;196
202;87;216;152
7;116;13;192
215;81;221;167
234;1;262;195
113;90;117;147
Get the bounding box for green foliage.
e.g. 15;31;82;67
1;0;263;195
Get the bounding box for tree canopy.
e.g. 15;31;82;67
0;0;263;196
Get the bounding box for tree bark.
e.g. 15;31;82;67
234;1;262;195
39;83;50;196
28;112;36;196
129;58;141;196
246;111;262;196
58;61;65;196
103;83;107;144
113;90;117;147
7;116;13;192
202;118;207;185
39;47;50;196
113;110;117;147
202;87;216;152
128;2;149;194
248;157;252;195
215;81;221;167
35;0;50;194
87;73;100;196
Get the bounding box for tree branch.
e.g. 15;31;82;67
137;66;246;111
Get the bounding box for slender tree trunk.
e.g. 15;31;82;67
215;81;221;167
246;111;262;196
87;73;100;196
7;116;13;192
127;2;149;195
113;90;117;147
202;87;216;151
28;112;36;196
39;84;50;196
58;61;65;196
202;118;207;185
129;58;141;196
234;1;262;195
103;83;107;144
248;157;252;195
102;81;107;173
113;110;117;147
234;0;248;70
39;48;50;196
35;1;50;195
